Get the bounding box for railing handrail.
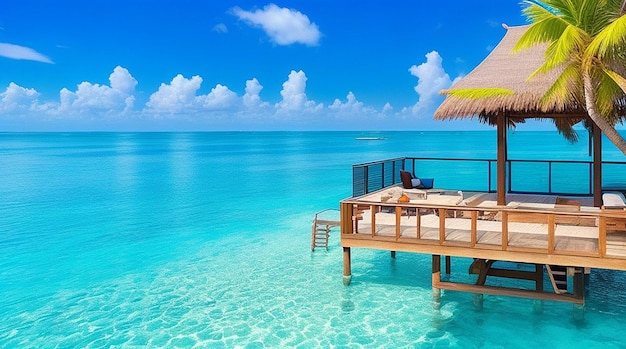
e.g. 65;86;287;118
351;156;626;197
351;157;407;168
339;198;625;267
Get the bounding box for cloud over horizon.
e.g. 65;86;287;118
0;51;460;130
59;66;137;115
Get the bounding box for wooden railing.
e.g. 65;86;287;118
339;199;626;271
352;157;626;197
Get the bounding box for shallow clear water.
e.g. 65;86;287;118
1;131;625;348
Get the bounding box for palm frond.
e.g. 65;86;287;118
552;116;582;143
602;66;626;94
580;0;621;35
541;63;582;107
532;25;587;76
593;68;623;122
514;18;569;53
541;0;587;24
585;14;626;60
521;1;560;23
446;88;515;100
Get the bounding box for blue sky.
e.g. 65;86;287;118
0;1;535;131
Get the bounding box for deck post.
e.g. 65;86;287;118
496;113;507;205
573;267;585;320
391;251;396;259
593;122;602;207
432;255;441;306
533;264;544;313
445;256;451;274
343;247;351;286
473;294;484;310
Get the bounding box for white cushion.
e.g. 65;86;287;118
411;178;421;187
602;192;626;207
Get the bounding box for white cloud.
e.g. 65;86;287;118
0;43;54;64
232;4;321;46
275;70;321;113
329;92;371;113
109;66;138;95
409;51;453;114
146;74;203;113
382;102;393;114
59;66;137;114
147;75;238;113
0;82;40;111
196;84;237;109
243;78;269;108
213;23;228;33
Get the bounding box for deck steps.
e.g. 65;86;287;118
311;209;340;251
546;265;568;293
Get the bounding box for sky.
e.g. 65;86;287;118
0;0;537;131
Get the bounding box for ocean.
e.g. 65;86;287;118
1;131;625;348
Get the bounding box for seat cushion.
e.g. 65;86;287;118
400;170;413;189
419;178;434;189
603;192;626;208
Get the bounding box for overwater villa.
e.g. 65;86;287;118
338;25;626;307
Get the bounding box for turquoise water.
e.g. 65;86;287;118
1;131;626;348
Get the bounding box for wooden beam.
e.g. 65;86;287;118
394;206;401;240
439;208;446;244
593;122;602;207
416;211;421;239
506;113;588;119
432;254;442;302
471;210;478;247
599;216;607;257
341;202;355;235
501;211;508;250
535;264;543;291
340;238;626;271
547;214;555;253
343;247;351;285
434;281;584;304
497;113;506;205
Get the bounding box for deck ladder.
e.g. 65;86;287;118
311;209;340;251
546;265;568;294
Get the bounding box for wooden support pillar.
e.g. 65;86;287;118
535;264;544;291
390;251;396;259
593;122;602;207
432;255;441;304
571;267;585;320
473;293;484;310
533;263;544;313
496;113;507;206
445;256;451;274
343;247;351;285
573;267;585;299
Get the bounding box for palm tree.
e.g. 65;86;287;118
514;0;626;154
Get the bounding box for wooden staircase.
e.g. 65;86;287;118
546;265;569;294
311;209;340;251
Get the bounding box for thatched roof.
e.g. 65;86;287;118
434;25;587;122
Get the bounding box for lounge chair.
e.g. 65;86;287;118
602;192;626;209
399;170;434;189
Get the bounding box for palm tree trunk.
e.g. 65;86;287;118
583;72;626;155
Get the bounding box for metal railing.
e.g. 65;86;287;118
352;157;626;197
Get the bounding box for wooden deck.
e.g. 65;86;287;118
340;186;626;304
